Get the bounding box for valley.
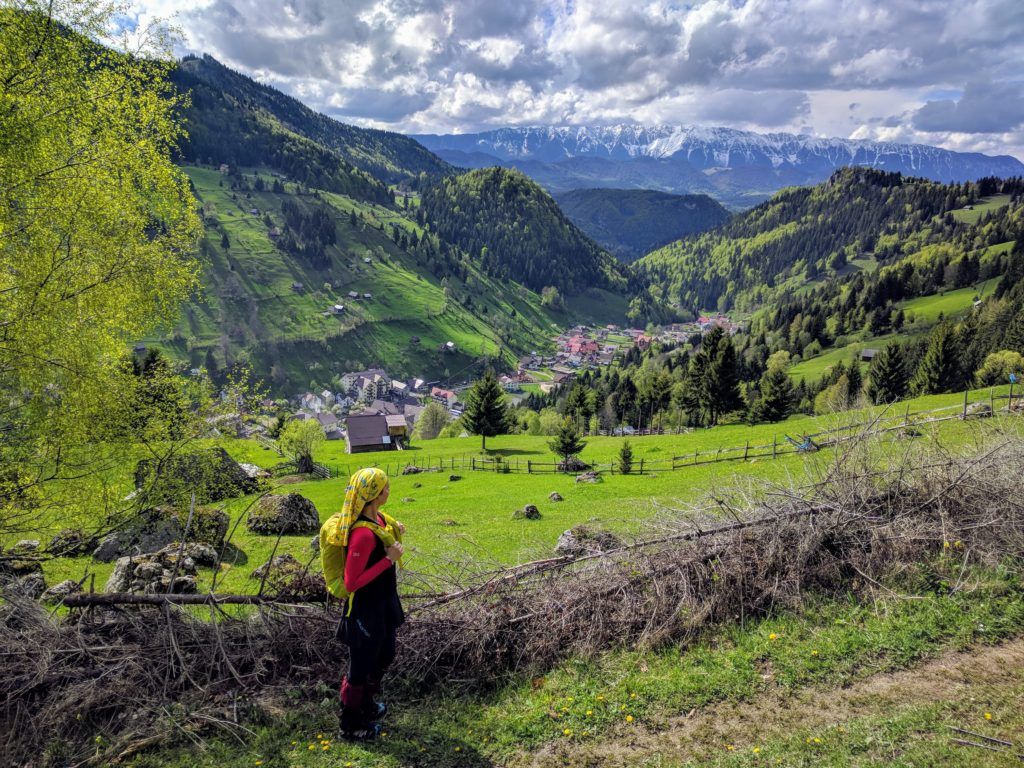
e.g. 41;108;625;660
6;7;1024;767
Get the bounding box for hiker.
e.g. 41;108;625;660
319;467;405;740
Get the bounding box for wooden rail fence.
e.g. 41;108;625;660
317;390;1021;481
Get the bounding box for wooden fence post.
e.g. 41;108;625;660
744;440;749;460
772;435;777;459
639;458;645;475
962;388;969;420
472;457;476;471
527;460;532;474
991;387;995;415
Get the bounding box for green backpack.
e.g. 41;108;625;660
320;511;403;611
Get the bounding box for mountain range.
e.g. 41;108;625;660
414;125;1024;208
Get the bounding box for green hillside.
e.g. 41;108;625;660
152;166;563;391
172;55;450;184
556;188;730;262
421;167;628;294
636;169;1024;313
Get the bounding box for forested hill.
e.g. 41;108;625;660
420;168;627;295
171;55;451;187
555;188;729;262
635;168;1024;312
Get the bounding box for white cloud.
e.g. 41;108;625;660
133;0;1024;158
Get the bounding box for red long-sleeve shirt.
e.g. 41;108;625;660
343;516;393;593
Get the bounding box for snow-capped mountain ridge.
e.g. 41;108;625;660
412;124;1024;208
416;124;1023;176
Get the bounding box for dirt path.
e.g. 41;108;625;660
522;639;1024;767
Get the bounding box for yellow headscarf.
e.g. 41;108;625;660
322;467;390;548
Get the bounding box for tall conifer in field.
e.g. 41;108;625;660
549;417;587;463
462;369;509;451
867;344;911;404
751;366;796;423
911;323;963;394
703;328;743;424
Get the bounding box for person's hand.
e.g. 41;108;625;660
385;542;404;562
396;521;406;535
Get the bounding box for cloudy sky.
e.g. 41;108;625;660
130;0;1024;158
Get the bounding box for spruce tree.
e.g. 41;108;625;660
461;369;509;451
866;344;910;404
751;366;796;422
911;323;963;395
617;439;633;475
703;328;742;424
846;362;863;407
549;417;587;462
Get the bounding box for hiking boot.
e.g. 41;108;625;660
364;700;388;721
339;719;382;742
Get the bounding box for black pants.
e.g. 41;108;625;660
344;618;397;687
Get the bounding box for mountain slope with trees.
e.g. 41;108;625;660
555;188;730;262
636;169;1024;313
172;55;451;185
420;167;628;295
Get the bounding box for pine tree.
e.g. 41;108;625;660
703;328;742;424
911;323;963;395
751;366;796;422
617;439;633;474
846;362;863;407
565;383;594;428
549;417;587;462
461;369;508;450
866;344;910;403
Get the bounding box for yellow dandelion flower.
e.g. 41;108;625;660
630;692;637;699
563;728;573;736
321;745;329;751
454;746;462;752
768;633;778;640
561;706;569;712
586;710;593;716
811;650;819;656
625;715;634;723
255;762;263;766
320;739;329;745
726;745;735;751
984;712;993;720
943;541;951;549
752;746;761;754
307;744;315;750
596;695;605;701
316;733;323;739
346;763;354;767
381;732;388;737
805;738;811;744
290;741;297;746
567;697;574;702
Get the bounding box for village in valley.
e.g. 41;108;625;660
277;313;742;454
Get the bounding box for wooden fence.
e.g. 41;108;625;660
319;389;1022;481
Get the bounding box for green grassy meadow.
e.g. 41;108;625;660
155;166;565;391
34;385;1018;598
950;194;1013;224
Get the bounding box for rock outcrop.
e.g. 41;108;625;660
91;506;229;563
246;493;320;535
555;525;622;557
134;447;258;505
104;545;202;594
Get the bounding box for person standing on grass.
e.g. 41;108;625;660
320;467;405;741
